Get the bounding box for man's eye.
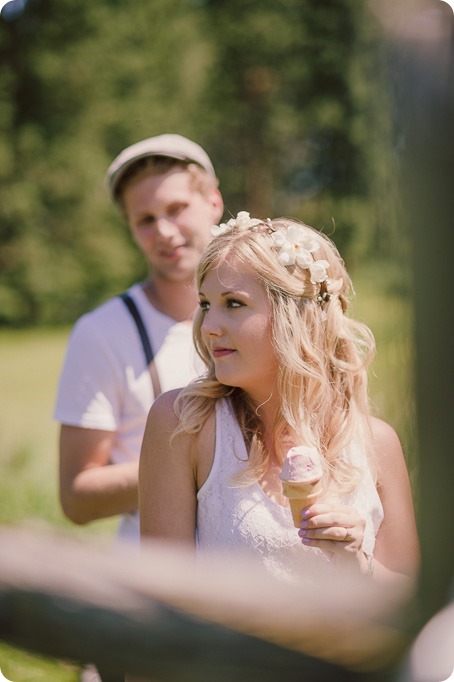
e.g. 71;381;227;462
138;216;155;227
168;204;186;217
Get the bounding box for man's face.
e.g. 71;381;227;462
122;168;223;283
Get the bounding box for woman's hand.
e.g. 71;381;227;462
297;503;368;572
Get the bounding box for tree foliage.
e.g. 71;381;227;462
0;0;392;326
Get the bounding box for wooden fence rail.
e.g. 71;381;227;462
0;528;415;681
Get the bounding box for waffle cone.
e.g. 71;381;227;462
282;480;323;527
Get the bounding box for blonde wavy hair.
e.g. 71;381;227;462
174;218;376;493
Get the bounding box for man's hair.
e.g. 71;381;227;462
115;156;218;208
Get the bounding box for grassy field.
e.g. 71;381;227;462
0;327;116;681
353;264;418;494
0;272;417;680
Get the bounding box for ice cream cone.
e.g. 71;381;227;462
280;446;324;528
281;480;323;527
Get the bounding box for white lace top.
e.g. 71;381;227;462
196;399;384;584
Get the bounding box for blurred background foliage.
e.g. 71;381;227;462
0;0;406;327
0;2;419;677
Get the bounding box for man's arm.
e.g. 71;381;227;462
59;425;139;524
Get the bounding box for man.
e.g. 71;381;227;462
54;134;224;545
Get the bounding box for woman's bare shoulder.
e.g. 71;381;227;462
369;416;408;479
370;416;402;451
147;388;183;431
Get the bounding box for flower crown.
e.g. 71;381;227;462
211;211;331;288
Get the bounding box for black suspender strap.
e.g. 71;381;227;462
119;292;162;397
120;292;154;365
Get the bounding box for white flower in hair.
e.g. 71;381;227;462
211;211;262;237
272;225;320;268
309;260;330;284
235;211;262;230
211;221;232;237
271;225;330;284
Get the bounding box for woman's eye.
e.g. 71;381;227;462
199;300;210;311
226;299;243;309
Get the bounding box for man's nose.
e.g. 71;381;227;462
155;216;179;239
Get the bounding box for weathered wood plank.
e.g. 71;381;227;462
0;528;413;680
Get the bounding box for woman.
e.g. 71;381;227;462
138;213;419;585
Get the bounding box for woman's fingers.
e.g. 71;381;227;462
298;503;365;554
301;503;360;525
298;524;354;542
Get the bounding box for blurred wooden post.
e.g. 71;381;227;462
379;0;454;625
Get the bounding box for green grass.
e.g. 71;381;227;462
0;287;417;678
0;328;117;536
352;262;418;491
0;327;116;681
0;646;79;682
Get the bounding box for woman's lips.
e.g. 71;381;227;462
212;348;235;358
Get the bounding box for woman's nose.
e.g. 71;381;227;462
201;310;222;336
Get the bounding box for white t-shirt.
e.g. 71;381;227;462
54;283;203;542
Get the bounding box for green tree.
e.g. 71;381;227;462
0;0;213;325
0;0;396;326
201;0;382;259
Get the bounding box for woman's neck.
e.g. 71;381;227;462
249;390;278;424
250;394;297;464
